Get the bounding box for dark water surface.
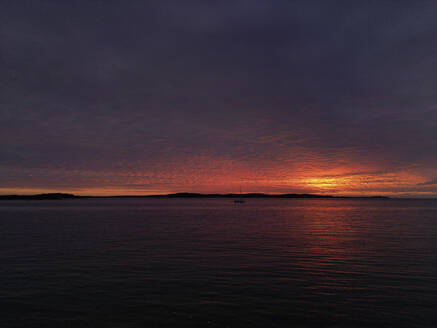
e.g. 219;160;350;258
1;198;436;327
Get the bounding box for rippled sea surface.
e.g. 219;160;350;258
1;198;437;327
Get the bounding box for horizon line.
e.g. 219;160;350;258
3;191;437;200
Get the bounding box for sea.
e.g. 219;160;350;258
1;198;436;327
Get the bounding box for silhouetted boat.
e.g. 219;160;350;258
234;186;245;203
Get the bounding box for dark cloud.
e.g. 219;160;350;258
418;178;437;186
1;1;437;195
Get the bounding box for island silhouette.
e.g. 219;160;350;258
0;193;389;200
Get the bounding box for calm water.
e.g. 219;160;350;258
1;198;436;327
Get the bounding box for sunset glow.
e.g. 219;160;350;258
3;3;437;328
0;164;431;197
1;1;437;197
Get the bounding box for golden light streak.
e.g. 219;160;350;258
301;177;352;189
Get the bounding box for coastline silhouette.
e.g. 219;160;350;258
0;192;390;200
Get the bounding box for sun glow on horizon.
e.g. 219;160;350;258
1;164;435;197
300;177;352;189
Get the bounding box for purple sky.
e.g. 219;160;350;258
1;1;437;196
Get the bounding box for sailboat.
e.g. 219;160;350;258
234;186;245;203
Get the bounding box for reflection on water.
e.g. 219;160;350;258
0;198;436;327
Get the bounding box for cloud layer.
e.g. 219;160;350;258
1;1;437;196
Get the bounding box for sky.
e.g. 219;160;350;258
1;0;437;197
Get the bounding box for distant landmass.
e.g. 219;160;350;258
0;193;79;200
0;192;390;200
